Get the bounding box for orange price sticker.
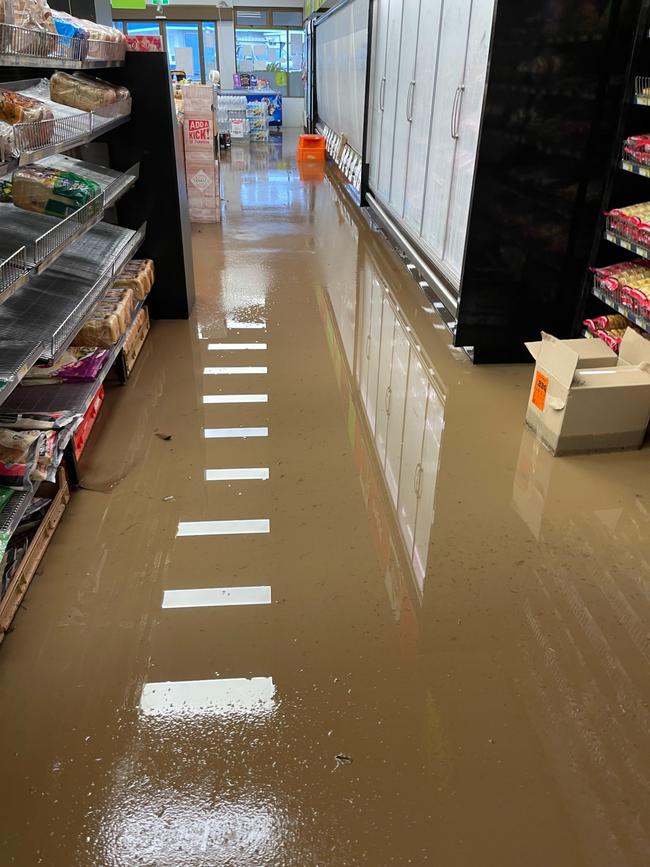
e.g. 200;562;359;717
532;371;549;411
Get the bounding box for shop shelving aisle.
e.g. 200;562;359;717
0;33;194;642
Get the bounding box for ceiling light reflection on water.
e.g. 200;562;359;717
204;367;268;375
205;468;269;481
203;394;268;404
162;586;272;609
176;519;270;537
203;427;269;439
140;677;276;718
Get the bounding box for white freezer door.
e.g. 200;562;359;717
374;296;396;466
357;261;374;402
389;0;420;218
443;0;495;280
365;275;384;433
412;383;444;592
384;320;410;507
368;0;390;190
403;0;444;234
374;0;403;201
397;351;429;553
419;0;472;273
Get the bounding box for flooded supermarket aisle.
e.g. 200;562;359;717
0;133;649;867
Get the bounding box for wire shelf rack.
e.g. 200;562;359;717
0;485;36;538
0;23;126;68
39;154;139;208
0;157;139;304
0;221;144;362
0;79;131;171
634;76;650;106
0;341;43;407
592;279;650;334
2;298;145;416
604;218;650;258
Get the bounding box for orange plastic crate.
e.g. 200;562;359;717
297;134;325;162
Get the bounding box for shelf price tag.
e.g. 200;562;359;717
532;371;549;411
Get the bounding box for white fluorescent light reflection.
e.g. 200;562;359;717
140;677;275;717
205;468;269;481
162;586;272;609
176;519;270;537
226;319;266;330
203;427;268;438
204;367;267;375
203;394;268;404
208;343;267;350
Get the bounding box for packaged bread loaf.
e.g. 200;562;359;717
11;165;100;217
113;259;154;300
72;288;134;347
51;11;89;60
0;89;54;150
50;71;130;112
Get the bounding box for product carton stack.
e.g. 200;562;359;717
182;84;220;223
525;331;650;455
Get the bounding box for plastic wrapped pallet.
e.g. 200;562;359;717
10;165;100;217
50;71;130;112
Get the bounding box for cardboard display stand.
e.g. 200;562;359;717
183;84;220;223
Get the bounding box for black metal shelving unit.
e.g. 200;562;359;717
0;29;194;639
575;2;650;343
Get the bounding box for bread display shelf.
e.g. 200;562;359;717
39;155;139;208
0;220;145;363
0;77;131;175
0;159;139;305
0;468;69;645
1;297;147;417
0;23;125;70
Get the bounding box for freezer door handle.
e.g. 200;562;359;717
414;462;423;497
379;76;386;111
365;333;371;360
406;80;415;122
451;84;465;140
385;385;392;414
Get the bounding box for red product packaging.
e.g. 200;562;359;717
126;35;163;52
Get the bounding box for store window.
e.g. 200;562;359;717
234;8;304;98
124;21;162;38
114;20;219;84
166;22;201;81
202;22;218;80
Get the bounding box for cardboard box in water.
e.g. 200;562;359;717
524;330;650;455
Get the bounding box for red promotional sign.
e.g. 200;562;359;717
188;119;211;143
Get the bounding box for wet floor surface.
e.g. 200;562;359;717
1;132;650;866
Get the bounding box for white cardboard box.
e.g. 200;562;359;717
524;331;650;455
